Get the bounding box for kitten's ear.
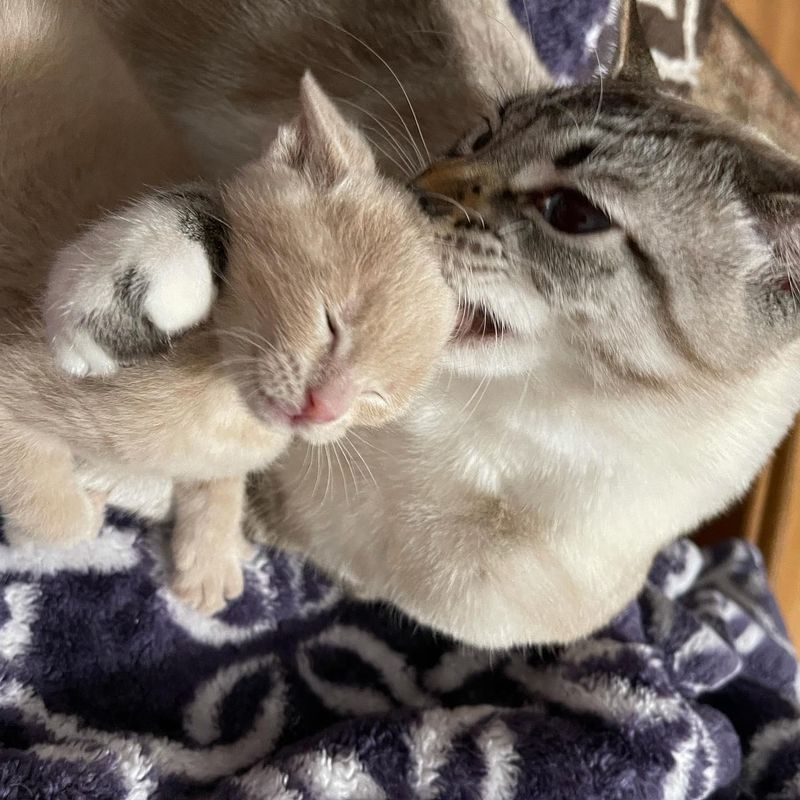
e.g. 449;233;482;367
268;72;375;184
610;0;659;83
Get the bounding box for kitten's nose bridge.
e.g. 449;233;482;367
413;160;500;219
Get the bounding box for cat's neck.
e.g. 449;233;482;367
405;353;800;531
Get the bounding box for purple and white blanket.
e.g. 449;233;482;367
2;1;799;798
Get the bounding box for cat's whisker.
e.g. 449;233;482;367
338;97;418;175
313;61;425;169
591;47;605;129
518;0;535;93
422;192;480;227
309;13;432;164
363;130;415;178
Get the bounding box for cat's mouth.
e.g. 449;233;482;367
452;303;512;344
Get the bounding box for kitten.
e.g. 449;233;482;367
56;0;800;647
2;4;453;613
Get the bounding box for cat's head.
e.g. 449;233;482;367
213;74;455;443
413;0;800;391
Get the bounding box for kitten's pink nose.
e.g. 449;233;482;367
291;374;356;425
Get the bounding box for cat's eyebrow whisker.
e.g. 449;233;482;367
338;97;419;175
591;47;605;129
308;12;432;165
362;130;415;178
313;60;425;169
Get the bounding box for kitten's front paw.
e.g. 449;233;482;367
172;551;246;615
45;187;223;377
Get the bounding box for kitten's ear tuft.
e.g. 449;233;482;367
268;72;375;184
611;0;659;84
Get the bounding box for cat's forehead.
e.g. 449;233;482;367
499;84;730;156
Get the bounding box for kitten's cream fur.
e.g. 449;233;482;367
0;1;453;612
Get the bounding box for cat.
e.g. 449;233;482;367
1;1;453;613
52;0;800;647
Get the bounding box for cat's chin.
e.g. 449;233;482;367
443;337;537;376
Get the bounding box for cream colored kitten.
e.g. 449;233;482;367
1;2;453;612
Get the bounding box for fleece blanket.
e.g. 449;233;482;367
3;1;800;798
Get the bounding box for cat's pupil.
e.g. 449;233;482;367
532;188;613;235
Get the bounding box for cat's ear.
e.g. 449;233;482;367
610;0;659;83
268;71;375;184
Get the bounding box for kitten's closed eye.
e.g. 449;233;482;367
522;188;614;235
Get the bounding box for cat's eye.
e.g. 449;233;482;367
524;188;613;235
470;117;494;152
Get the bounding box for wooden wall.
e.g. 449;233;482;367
727;0;800;93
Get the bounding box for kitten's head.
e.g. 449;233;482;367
413;0;800;390
214;74;455;443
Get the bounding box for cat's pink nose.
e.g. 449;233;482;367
291;375;356;426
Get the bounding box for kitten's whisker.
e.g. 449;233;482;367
337;437;362;493
348;429;390;457
344;434;378;489
309;13;431;164
322;444;333;504
340;437;366;486
330;440;350;506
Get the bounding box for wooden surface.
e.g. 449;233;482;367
727;0;800;92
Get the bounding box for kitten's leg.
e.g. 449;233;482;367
171;476;253;614
45;184;226;377
0;423;106;546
